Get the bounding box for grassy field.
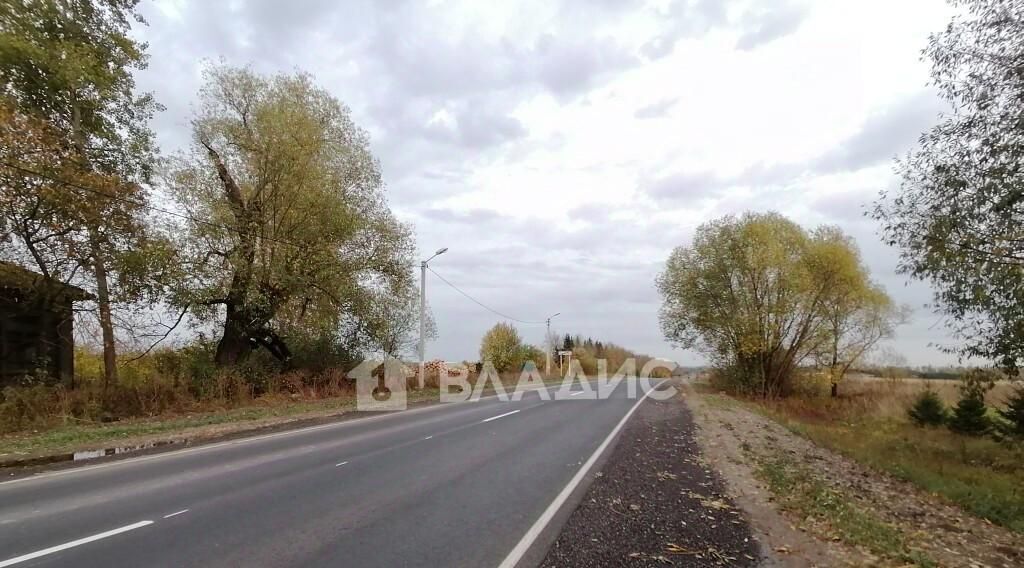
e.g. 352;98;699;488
747;376;1024;534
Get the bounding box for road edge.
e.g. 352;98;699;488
496;378;670;568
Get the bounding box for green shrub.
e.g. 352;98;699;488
151;340;218;392
949;373;992;436
998;385;1024;438
479;323;525;372
908;389;948;427
284;332;358;372
519;345;546;371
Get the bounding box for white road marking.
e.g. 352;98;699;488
335;461;349;467
497;380;668;568
0;390;520;489
481;409;521;423
0;520;153;567
162;509;189;519
570;391;585;397
0;380;596;489
423;435;433;440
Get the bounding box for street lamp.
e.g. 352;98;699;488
545;312;560;375
419;247;447;388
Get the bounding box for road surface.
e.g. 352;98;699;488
0;381;660;567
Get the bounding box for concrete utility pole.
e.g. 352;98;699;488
545;312;560;376
419;247;447;388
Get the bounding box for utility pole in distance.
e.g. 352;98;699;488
419;247;447;388
545;312;560;376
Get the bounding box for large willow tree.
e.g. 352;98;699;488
168;67;415;366
657;212;902;397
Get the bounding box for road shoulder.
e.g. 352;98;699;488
540;388;762;567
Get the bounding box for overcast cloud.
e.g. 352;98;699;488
134;0;962;366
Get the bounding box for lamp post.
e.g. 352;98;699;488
419;247;447;388
545;312;560;376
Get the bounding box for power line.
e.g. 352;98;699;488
5;160;554;323
427;266;546;325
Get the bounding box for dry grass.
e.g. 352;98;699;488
740;375;1024;534
781;372;1018;422
0;370;572;459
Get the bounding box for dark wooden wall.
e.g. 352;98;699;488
0;290;75;387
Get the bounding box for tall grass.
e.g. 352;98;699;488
0;346;356;435
749;376;1024;534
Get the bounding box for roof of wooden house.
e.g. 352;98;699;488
0;261;92;302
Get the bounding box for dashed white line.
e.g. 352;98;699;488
481;409;521;423
423;435;433;440
162;509;189;519
0;390;515;487
335;461;349;467
0;520;153;567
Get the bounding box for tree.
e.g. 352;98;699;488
520;345;546;370
362;290;436;359
998;385;1024;438
657;212;892;397
908;388;948;426
0;0;162;389
872;0;1024;374
948;370;994;436
167;66;415;367
813;227;910;396
0;104;87;284
480;322;524;373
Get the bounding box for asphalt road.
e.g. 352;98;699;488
0;381;659;567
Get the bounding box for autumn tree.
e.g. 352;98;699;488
0;0;163;389
0;104;86;284
873;0;1024;373
167;66;415;366
657;212;897;397
813;227;909;396
480;322;524;373
361;290;436;359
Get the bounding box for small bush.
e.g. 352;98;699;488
480;323;525;372
517;345;545;372
949;372;992;436
908;389;948;427
998;385;1024;438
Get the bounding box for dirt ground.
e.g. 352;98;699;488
685;386;1024;568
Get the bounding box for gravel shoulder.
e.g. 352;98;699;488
541;388;763;567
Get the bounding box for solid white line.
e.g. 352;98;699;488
162;509;189;519
570;391;584;397
497;380;667;568
0;520;153;567
481;409;521;423
335;461;349;467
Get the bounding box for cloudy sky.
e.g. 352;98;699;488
133;0;962;367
